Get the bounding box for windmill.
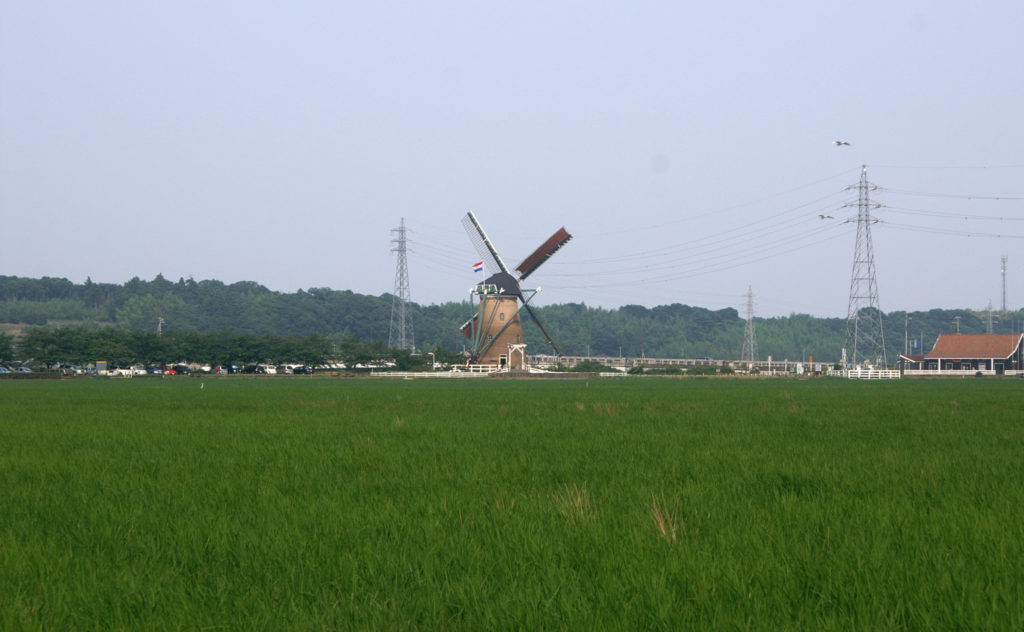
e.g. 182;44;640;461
460;211;572;370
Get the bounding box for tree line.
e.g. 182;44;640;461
2;275;1022;364
3;327;463;371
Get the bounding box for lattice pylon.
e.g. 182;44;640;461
741;286;758;363
844;165;887;367
388;218;415;351
1001;255;1008;313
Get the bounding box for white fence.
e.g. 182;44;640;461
370;371;491;378
903;369;1024;377
845;369;900;379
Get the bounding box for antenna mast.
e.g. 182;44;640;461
844;165;887;367
388;218;415;351
741;286;758;363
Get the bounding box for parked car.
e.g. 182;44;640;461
172;364;192;375
0;366;11;374
293;366;314;374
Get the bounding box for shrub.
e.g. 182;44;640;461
572;359;616;373
647;366;683;375
686;365;718;376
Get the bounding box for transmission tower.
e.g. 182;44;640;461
1001;255;1008;313
388;218;415;351
844;165;887;367
741;285;758;363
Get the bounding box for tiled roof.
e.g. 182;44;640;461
925;333;1024;359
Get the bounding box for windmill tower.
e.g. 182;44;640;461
388;218;415;351
460;212;572;370
844;165;887;367
741;286;758;363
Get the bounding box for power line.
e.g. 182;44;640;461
882;222;1024;239
557;191;848;266
880;187;1024;201
882;205;1024;221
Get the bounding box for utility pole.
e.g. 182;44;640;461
742;286;758;363
640;319;645;361
904;313;911;355
987;301;994;334
388;218;415;351
844;165;887;367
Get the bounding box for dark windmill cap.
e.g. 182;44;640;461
483;271;521;297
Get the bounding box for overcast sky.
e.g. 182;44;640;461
2;1;1022;317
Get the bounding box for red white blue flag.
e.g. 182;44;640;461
473;261;484;273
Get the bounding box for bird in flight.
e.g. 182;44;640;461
819;214;834;219
834;140;851;146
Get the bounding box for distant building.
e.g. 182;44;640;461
903;333;1024;376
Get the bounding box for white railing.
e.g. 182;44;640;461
902;369;1023;377
460;363;500;373
846;369;900;379
370;371;490;378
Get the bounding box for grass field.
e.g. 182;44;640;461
1;376;1022;629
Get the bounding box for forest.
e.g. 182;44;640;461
1;274;1021;365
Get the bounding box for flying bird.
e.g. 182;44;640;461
834;140;851;146
819;214;834;219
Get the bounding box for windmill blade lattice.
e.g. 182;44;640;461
462;212;508;275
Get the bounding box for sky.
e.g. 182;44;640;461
2;1;1022;317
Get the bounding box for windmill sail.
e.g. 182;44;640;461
515;227;572;281
462;212;508;275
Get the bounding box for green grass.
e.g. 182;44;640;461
1;377;1022;629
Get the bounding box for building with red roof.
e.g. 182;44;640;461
904;333;1024;375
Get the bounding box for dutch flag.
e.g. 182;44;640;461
473;261;484;273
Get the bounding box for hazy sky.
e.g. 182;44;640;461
2;1;1022;317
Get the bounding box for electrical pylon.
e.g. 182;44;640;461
741;286;758;363
388;218;415;351
1001;255;1008;313
844;165;887;367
